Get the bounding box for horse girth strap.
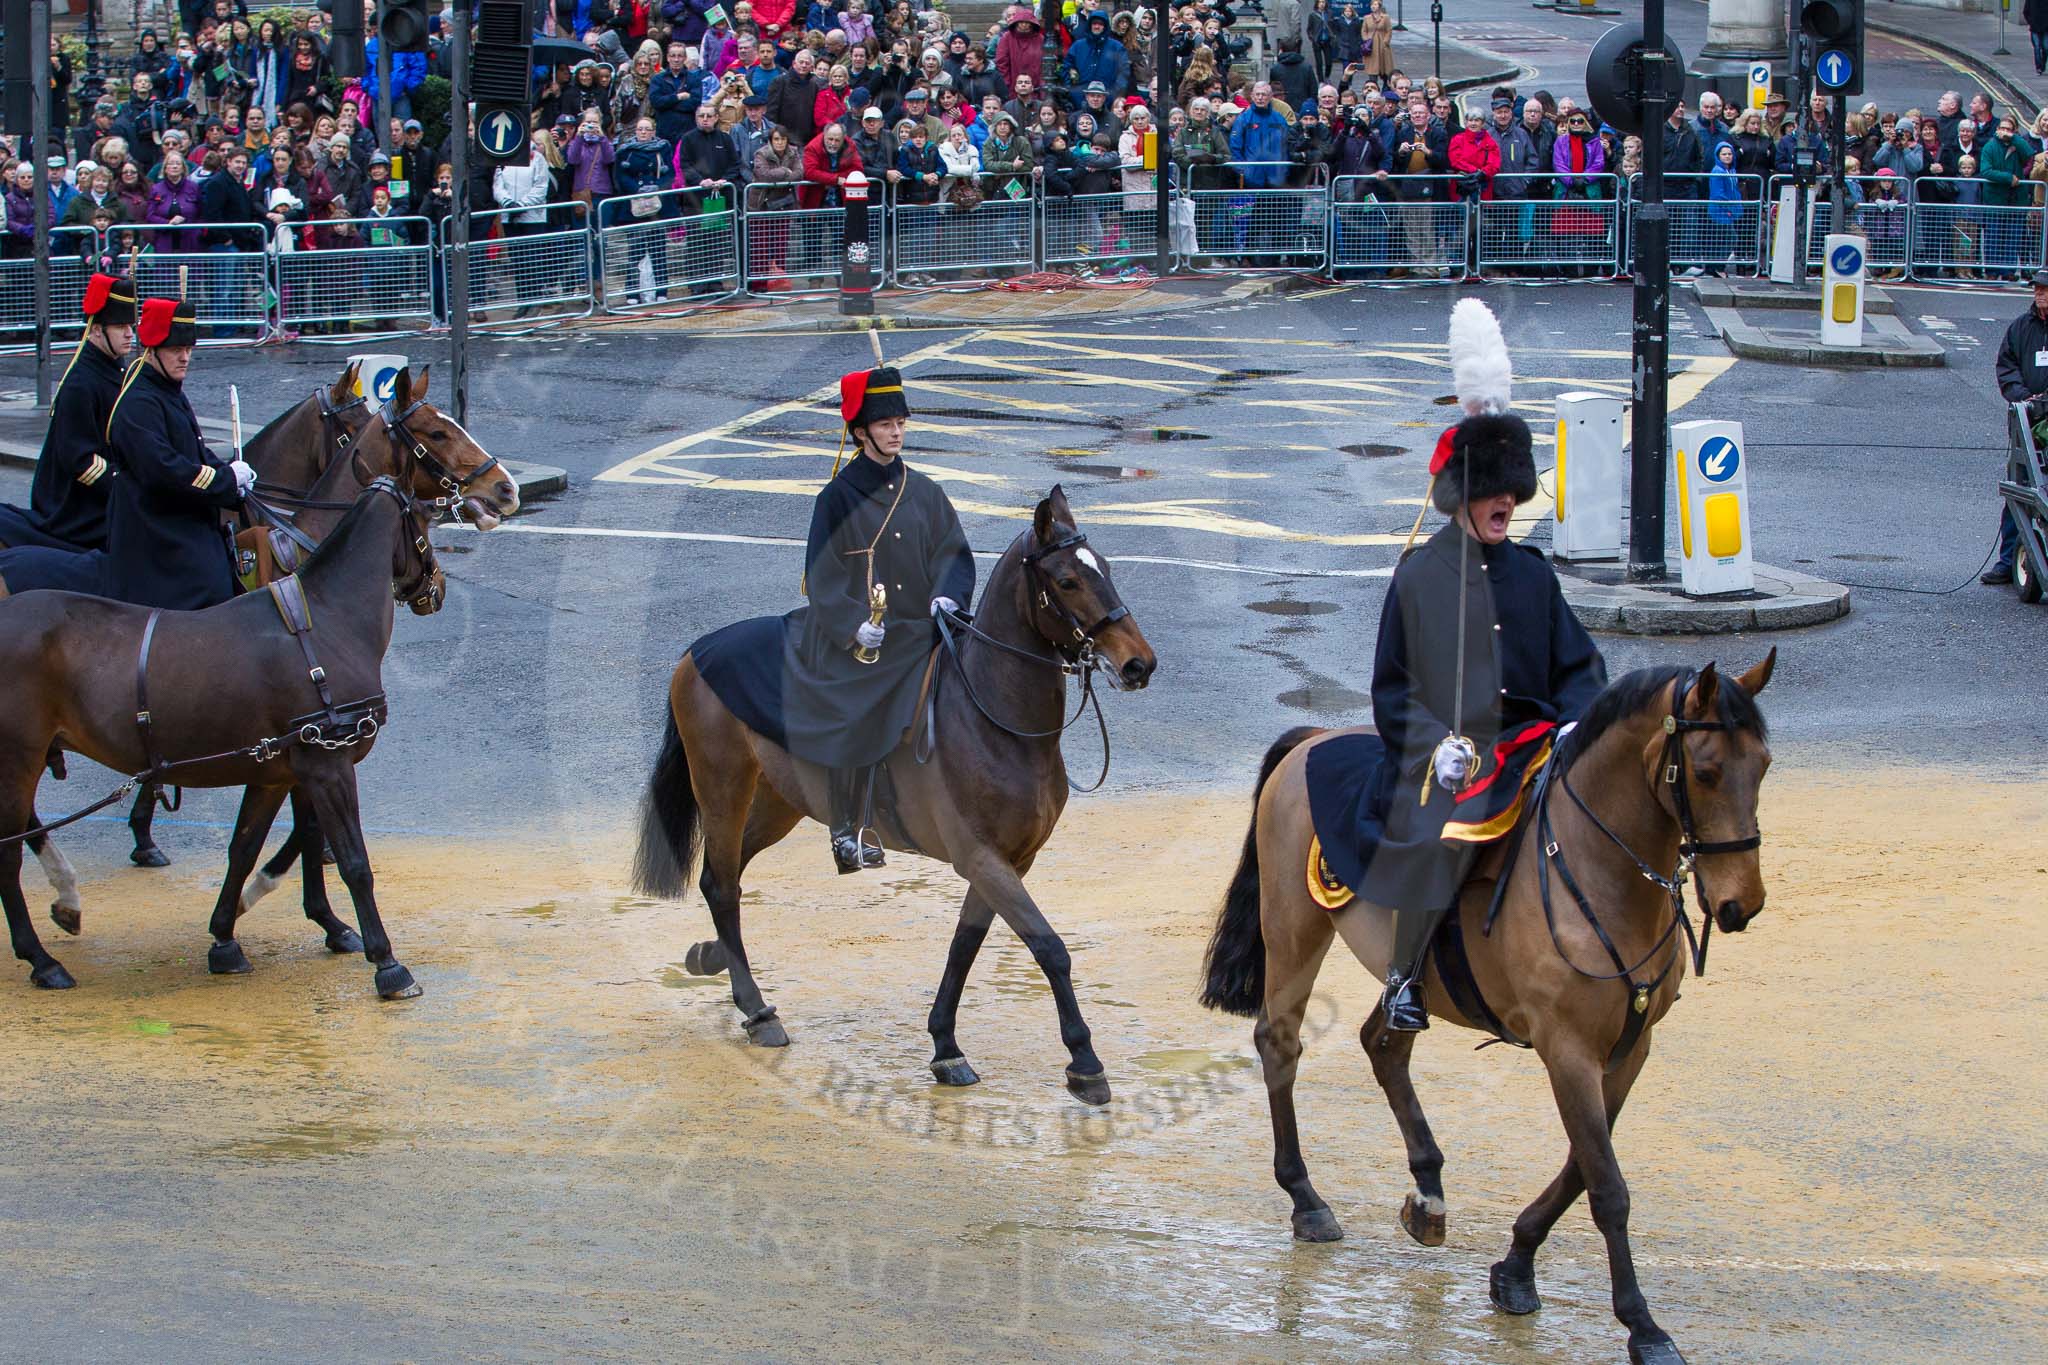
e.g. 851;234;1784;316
267;575;344;727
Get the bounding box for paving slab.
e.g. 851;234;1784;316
1700;305;1947;367
1688;276;1901;317
1555;559;1852;635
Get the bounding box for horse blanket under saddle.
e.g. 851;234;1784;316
1303;718;1559;912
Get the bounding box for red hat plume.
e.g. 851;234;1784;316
83;273;116;317
839;370;871;425
137;297;179;349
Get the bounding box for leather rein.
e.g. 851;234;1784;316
923;530;1127;793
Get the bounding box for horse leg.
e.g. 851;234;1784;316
238;795;304;914
958;852;1107;1105
2;833;73;989
1490;1041;1649;1319
28;825;83;937
694;770;798;1046
203;783;291;976
128;780;169;868
259;792;358;954
1360;1008;1449;1246
294;756;419;1001
926;887;998;1087
1255;891;1339;1241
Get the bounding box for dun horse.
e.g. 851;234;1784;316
1201;657;1775;1365
633;489;1156;1102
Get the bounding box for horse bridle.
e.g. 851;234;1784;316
1531;668;1765;1071
1020;530;1130;663
316;385;369;458
363;466;444;614
388;396;503;518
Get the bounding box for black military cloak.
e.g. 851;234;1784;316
694;451;975;768
102;361;243;609
0;342;128;552
1308;522;1607;912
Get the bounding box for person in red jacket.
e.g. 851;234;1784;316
798;121;865;208
1447;101;1502;201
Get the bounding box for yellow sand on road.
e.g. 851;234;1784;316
0;768;2040;1362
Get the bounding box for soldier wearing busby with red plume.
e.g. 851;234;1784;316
0;273;138;553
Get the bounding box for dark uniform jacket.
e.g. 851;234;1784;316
783;452;974;768
0;342;127;551
1996;306;2048;401
104;362;244;609
1355;523;1606;910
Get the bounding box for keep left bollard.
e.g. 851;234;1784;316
840;172;874;316
1670;419;1756;596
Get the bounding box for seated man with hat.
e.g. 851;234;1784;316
0;273;137;554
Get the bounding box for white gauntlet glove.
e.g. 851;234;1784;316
229;460;257;496
1431;736;1473;790
930;596;960;618
855;621;886;650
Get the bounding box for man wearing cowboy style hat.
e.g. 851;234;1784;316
0;273;138;554
691;366;975;873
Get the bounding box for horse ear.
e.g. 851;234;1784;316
414;364;431;399
391;365;413;411
334;360;358;402
1687;662;1721;716
1033;493;1056;544
1735;647;1777;697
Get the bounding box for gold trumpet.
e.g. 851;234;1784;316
853;582;887;665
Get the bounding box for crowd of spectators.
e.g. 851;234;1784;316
5;0;2044;302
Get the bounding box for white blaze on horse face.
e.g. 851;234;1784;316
436;410;518;526
1075;546;1104;579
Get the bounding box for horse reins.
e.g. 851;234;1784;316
1531;668;1765;1071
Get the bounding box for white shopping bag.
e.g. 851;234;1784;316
1169;195;1197;257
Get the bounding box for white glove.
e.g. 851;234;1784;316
855;621;886;650
1432;738;1472;790
930;596;960;618
1555;720;1577;747
228;460;257;496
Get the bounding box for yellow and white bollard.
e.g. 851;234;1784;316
1670;419;1755;596
1820;234;1865;348
1551;391;1624;562
349;353;411;408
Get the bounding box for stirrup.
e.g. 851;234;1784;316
1381;972;1430;1032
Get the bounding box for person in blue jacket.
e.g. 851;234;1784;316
1229;81;1292;186
1063;11;1130;97
359;36;429;122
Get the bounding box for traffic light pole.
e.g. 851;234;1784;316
29;0;50;409
1155;14;1172;277
449;0;473;425
1629;0;1672;582
376;1;394;153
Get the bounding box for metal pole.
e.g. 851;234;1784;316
1996;1;2012;57
1629;0;1671;582
376;1;394;153
1395;0;1407;33
1432;3;1443;81
30;0;52;409
1155;12;1172;277
450;0;473;425
1831;91;1847;247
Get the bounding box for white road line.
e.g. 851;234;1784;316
446;520;1397;579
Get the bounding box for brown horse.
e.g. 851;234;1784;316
1200;656;1775;1365
0;375;511;998
632;488;1157;1103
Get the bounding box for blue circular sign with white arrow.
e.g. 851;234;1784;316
1698;436;1741;484
1816;49;1854;90
478;104;529;161
1829;240;1864;276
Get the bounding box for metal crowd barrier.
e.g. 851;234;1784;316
1477;175;1624;275
891;186;1037;283
1043;189;1160;270
1632;172;1767;273
276;214;435;335
743;185;846;294
1188;162;1329;270
596;186;743;313
1;227;98;346
467;204;594;328
1329;175;1469;277
133;220;276;339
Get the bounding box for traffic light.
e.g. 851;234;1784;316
321;0;366;80
472;0;535;107
381;0;433;55
1800;0;1864;98
2;0;32;138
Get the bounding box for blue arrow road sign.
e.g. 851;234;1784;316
1829;241;1864;277
369;364;400;403
1816;49;1853;90
479;107;527;159
1698;436;1741;484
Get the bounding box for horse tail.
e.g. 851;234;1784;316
632;701;703;900
1200;726;1321;1017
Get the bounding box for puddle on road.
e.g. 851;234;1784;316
1339;442;1408;459
1832;553;1903;563
1247;599;1341;617
1131;1048;1256;1076
1052;460;1160;481
1122;426;1211;442
1216;368;1301;383
1277;685;1370;713
211;1119;388;1163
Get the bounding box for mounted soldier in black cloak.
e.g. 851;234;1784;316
692;364;975;873
1305;298;1608;1031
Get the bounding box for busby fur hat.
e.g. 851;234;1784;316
1429;298;1536;515
82;273;139;326
137;297;199;349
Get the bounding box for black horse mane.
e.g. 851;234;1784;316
298;482;393;576
1561;664;1768;767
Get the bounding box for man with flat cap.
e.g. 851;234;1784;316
0;273;138;553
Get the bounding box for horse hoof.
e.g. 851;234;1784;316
374;963;423;1000
1489;1260;1542;1316
30;960;76;990
129;845;170;869
1292;1207;1345;1242
1400;1192;1447;1247
744;1009;788;1047
684;940;730;976
49;903;81;936
1065;1067;1111;1106
207;940;253;975
930;1056;981;1087
1629;1339;1687;1365
325;927;364;955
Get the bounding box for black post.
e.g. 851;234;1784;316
1155;11;1173;277
1431;2;1443;80
376;1;394;152
1395;0;1407;32
1831;91;1848;243
1629;0;1671;582
840;174;875;314
450;0;473;424
30;0;51;409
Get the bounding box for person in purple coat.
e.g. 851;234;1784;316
145;150;204;251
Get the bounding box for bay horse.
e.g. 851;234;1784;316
1200;656;1775;1365
633;488;1157;1103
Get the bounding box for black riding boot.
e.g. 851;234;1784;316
827;766;885;874
1381;906;1448;1032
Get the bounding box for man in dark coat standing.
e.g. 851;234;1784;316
0;273;137;553
104;298;254;609
767;49;824;151
1986;269;2048;584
